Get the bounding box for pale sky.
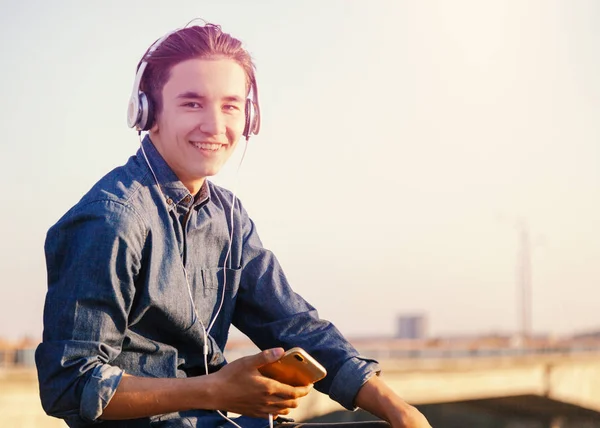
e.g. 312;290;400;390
1;0;598;341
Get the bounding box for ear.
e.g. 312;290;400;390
149;115;160;134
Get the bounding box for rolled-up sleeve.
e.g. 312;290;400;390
36;199;146;426
80;365;124;422
328;356;381;410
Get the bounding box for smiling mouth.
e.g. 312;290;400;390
190;141;224;151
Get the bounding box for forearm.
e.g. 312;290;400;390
101;374;215;420
355;376;431;428
355;375;402;423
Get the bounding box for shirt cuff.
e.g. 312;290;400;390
80;364;124;422
328;356;381;410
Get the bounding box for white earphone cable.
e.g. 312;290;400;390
140;132;250;428
207;136;249;335
211;137;250;428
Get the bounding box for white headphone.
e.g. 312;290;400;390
133;24;259;428
126;26;261;138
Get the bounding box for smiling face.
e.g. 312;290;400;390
149;57;247;194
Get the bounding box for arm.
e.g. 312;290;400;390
36;200;146;425
231;213;380;410
37;200;309;424
355;376;432;428
102;348;311;420
101;374;203;419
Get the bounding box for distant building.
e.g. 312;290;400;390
0;337;38;368
572;329;600;341
396;314;427;340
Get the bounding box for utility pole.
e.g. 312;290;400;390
517;219;532;345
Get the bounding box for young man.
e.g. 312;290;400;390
36;23;431;428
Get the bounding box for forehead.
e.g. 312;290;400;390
163;58;247;98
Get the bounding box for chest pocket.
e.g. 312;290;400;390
197;267;242;338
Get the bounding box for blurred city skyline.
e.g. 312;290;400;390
0;1;599;340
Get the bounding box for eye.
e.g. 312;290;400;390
223;104;241;112
183;102;202;108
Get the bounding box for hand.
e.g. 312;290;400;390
206;348;313;418
355;375;431;428
386;403;431;428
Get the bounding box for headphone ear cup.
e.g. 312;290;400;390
250;99;260;135
127;94;141;129
137;92;154;131
243;98;253;138
141;92;155;131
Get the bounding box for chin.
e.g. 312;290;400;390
197;168;221;178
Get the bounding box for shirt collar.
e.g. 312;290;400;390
138;135;210;210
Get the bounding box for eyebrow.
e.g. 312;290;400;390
176;91;244;103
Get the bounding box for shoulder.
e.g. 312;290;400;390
50;154;152;236
88;153;152;209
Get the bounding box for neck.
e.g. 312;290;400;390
148;131;206;196
184;178;205;196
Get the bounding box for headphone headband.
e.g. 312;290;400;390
126;25;260;138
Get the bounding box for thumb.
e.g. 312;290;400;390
252;347;284;368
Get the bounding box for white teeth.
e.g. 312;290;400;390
190;141;221;150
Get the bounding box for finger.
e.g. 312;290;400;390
271;383;313;400
265;382;301;400
261;399;299;415
251;348;285;368
296;384;313;397
272;399;300;411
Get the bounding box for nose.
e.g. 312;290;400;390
199;107;226;136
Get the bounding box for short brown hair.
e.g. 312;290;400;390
138;23;256;120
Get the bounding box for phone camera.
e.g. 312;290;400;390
294;354;304;362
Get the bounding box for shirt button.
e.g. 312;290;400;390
184;195;192;204
166;198;173;205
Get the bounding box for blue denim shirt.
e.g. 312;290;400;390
36;137;380;427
